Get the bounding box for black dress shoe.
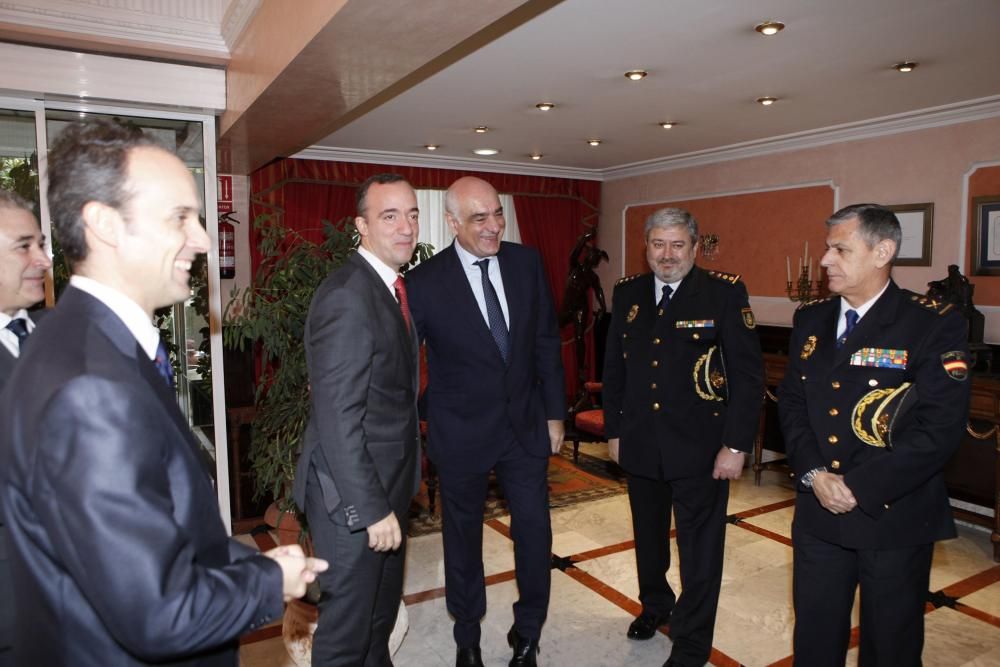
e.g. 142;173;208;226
456;646;484;667
507;627;540;666
627;611;670;640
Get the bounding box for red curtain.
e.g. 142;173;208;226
250;157;602;399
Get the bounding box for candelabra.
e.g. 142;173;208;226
786;274;824;302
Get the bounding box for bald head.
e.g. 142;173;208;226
445;177;505;258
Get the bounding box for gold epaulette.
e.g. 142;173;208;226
796;296;834;310
615;272;643;286
907;292;955;315
707;270;741;285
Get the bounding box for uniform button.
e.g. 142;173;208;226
712;411;719;417
623;352;628;359
650;383;657;389
868;379;878;387
828;435;838;444
801;375;807;381
658;308;664;316
831;381;841;389
831;459;841;470
653;337;661;344
652;360;659;367
693;333;700;340
884;503;890;509
829;408;839;416
622;333;628;338
653;402;661;411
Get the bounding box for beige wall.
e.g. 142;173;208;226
598;115;1000;338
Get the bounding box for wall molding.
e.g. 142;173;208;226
304;96;1000;183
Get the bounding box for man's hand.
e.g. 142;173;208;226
607;437;620;463
712;447;745;480
547;419;565;455
264;544;329;601
366;511;402;552
812;472;857;514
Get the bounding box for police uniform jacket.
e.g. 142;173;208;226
603;266;764;480
778;280;971;549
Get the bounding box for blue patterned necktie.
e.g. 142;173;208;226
658;284;673;314
6;318;29;351
474;259;509;362
836;309;859;349
154;340;175;390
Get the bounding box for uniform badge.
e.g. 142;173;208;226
741;307;756;329
675;319;715;328
800;335;817;360
626;304;639;323
941;351;969;381
849;348;908;370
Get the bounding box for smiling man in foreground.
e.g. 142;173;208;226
778;203;971;666
0;119;326;667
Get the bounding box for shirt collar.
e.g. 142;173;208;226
453;239;497;268
839;279;890;322
356;246;400;291
69;275;161;360
0;308;31;330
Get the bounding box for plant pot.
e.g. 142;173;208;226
281;599;408;666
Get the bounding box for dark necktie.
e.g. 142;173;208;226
6;318;29;351
658;284;674;315
394;276;412;335
154;340;175;390
836;309;859;349
474;259;509;362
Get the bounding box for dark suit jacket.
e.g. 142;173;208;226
0;286;283;667
603;266;764;480
778;280;971;549
406;241;565;471
0;308;45;658
293;251;421;530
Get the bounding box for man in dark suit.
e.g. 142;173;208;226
0;119;326;667
293;173;422;666
406;176;565;667
0;188;52;666
602;207;763;667
778;204;971;666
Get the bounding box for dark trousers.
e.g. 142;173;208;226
792;528;933;667
437;441;552;648
305;470;407;667
627;473;729;666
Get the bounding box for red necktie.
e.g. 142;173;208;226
394;276;412;334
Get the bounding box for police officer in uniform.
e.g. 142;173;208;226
603;207;763;667
778;203;971;667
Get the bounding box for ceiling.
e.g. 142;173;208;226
311;0;1000;177
1;0;998;179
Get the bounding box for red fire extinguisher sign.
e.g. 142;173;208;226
218;176;235;278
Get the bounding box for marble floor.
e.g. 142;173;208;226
238;447;1000;666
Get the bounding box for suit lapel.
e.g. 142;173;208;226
497;243;521;365
442;243;500;355
349;252;417;373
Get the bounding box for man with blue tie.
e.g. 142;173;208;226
0;188;52;667
406;176;565;667
779;204;971;666
0;119;327;666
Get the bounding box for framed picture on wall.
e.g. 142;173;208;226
973;195;1000;276
886;202;933;266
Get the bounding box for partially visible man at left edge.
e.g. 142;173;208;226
0;188;52;666
0;118;327;667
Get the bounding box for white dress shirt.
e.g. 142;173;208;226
454;240;510;329
357;246;403;301
0;308;36;358
653;275;684;305
836;280;890;338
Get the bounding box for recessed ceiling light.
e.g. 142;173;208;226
474;126;489;133
659;122;677;129
754;20;785;36
473;148;500;156
424;144;439;151
624;70;648;81
530;154;543;160
587;139;602;146
893;61;918;73
535;102;555;111
756;96;778;106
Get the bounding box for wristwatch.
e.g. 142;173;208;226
800;466;828;488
